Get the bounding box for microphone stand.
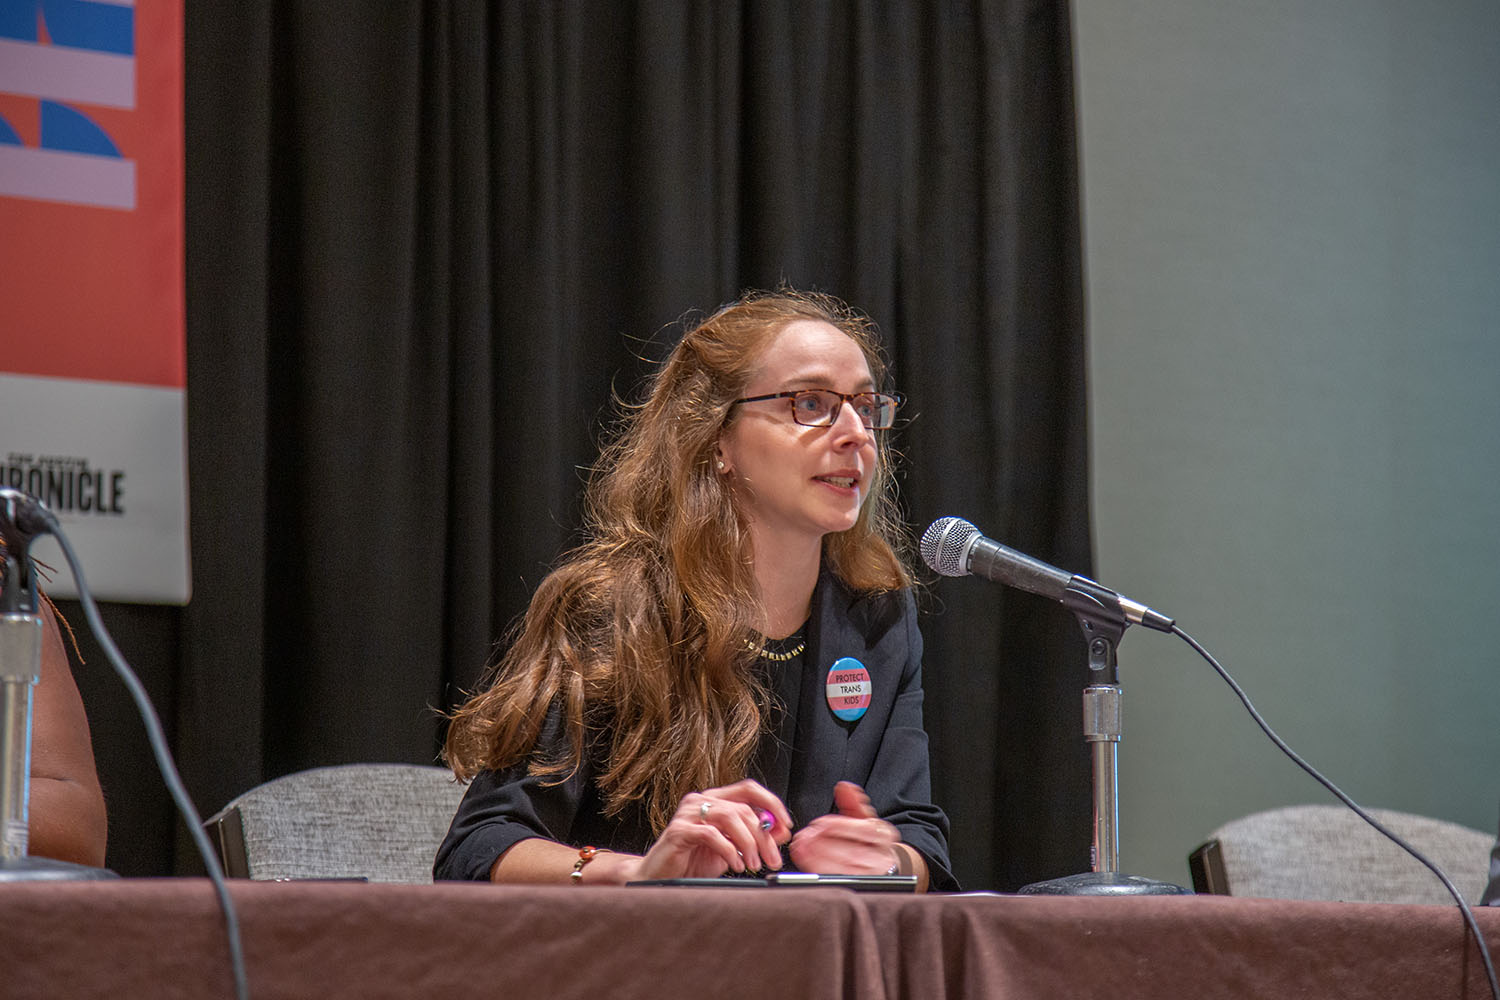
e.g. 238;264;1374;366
1016;580;1189;895
0;517;116;881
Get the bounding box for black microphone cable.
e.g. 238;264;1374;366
1173;624;1497;1000
922;515;1495;996
18;502;250;1000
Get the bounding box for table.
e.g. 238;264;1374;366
0;880;1496;999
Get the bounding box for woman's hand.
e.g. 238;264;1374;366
787;781;901;876
624;779;793;882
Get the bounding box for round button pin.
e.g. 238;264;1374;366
825;657;871;722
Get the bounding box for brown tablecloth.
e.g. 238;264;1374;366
0;879;1496;999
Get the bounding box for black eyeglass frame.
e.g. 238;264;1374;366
730;389;906;429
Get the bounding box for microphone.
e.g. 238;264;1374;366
0;489;54;614
0;488;54;540
920;516;1174;632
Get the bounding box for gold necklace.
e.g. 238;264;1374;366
746;638;806;662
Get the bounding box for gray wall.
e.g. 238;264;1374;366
1072;1;1500;888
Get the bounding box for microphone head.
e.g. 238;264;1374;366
920;516;980;577
0;488;54;539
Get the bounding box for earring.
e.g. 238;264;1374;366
716;459;726;472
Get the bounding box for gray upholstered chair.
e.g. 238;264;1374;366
1189;803;1495;904
205;763;467;883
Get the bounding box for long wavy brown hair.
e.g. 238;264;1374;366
443;289;912;834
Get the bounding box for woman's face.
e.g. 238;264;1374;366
716;319;879;553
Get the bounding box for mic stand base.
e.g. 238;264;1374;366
0;855;119;882
1017;871;1191;896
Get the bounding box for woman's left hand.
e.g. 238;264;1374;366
787;781;902;875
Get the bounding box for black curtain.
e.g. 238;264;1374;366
67;0;1091;892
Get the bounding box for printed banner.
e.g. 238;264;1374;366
0;0;189;603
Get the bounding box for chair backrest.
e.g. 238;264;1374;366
205;763;467;883
1486;824;1500;905
1189;803;1495;904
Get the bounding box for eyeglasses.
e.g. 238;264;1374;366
731;389;905;429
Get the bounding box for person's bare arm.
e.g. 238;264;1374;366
26;601;108;867
489;836;643;884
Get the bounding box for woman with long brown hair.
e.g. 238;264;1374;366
436;289;955;891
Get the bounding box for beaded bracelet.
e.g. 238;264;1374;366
570;845;600;884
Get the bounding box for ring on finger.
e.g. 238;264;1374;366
699;801;712;820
